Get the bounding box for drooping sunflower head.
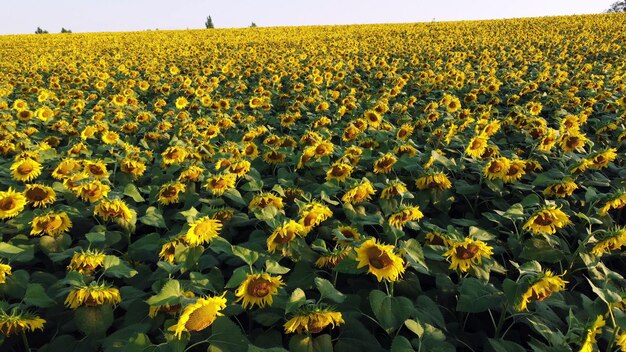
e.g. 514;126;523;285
523;205;571;236
326;162;354;183
501;159;527;183
588;148;617;170
65;281;122;309
543;178;578;198
78;180;111;203
93;198;134;226
415;171;452;191
120;158;147;179
315;248;351;268
170;294;227;339
158;182;186;205
299;201;333;231
0;261;12;284
380;180;409;199
83;160;108;179
334;225;361;246
341;180;376;205
284;305;344;334
356;238;405;282
30;212;72;237
0;309;45;336
161;146;188;166
228;159;251;177
67;249;106;275
515;270;567;311
235;273;284;309
204;173;237;196
590;226;626;257
267;220;304;253
0;188;27;220
443;237;493;272
598;190;626;215
388;205;424;229
249;192;284;211
373;153;397;174
182;216;222;246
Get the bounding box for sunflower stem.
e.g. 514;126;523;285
494;304;508;338
607;308;620;351
21;331;31;352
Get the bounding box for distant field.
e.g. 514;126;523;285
1;13;626;352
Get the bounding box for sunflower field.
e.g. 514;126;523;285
0;12;626;352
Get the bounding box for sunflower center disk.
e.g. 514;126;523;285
26;188;47;201
534;213;554;226
247;279;272;298
455;244;479;260
185;305;215;332
366;247;393;269
0;198;16;211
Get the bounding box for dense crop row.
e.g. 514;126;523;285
1;13;626;352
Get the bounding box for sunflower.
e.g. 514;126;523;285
590;227;626;256
299;201;333;231
342;180;376;204
396;123;414;141
388;206;424;229
178;165;205;182
24;184;56;208
10;158;42;182
249;193;284;210
235;273;284;309
0;261;12;284
52;159;82;180
381;180;409;199
483;157;510;180
149;290;195;318
315;248;351;268
335;225;361;246
537;129;558;152
284;306;344;334
101;131;120;145
0;188;27;220
78;180;111;203
228;160;251;177
501;159;527;183
588;148;617;170
64;243;104;270
570;159;592;174
364;110;382;128
559;131;588;153
94;198;134;225
65;282;122;309
523;205;571;235
312;140;334;159
425;231;450;246
599;191;626;215
82;160;107;179
162;146;188;166
465;134;489;159
443;237;493;272
204;173;237;196
31;212;72;237
373;153;397;174
580;316;605;352
158;182;186;205
515;270;567;311
543;178;578;198
263;150;287;165
267;220;305;253
170;294;227;339
0;309;45;336
175;96;189;110
120;158;147;179
356;239;405;282
159;238;182;263
415;172;452;190
326;162;353;182
182;216;222;246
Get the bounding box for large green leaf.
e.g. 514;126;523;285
369;289;415;333
456;278;504;313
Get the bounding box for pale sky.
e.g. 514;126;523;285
0;0;617;35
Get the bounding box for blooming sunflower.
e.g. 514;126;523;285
590;227;626;256
543;178;578;198
523;205;571;235
342;180;376;204
580;316;605;352
30;212;72;237
0;309;45;336
267;220;305;253
175;96;189;110
158;182;186;205
465;134;489;159
373;153;397;174
483;157;510;180
356;239;405;282
178;165;205;182
299;201;333;232
170;294;227;339
388;206;424;229
326;162;353;183
78;180;111;203
249;193;284;211
94;198;134;226
559;131;588;153
0;261;12;284
380;180;409;199
83;160;108;179
228;160;251;177
599;191;626;215
235;273;284;309
120;158;147;179
443;237;493;272
588;148;617;170
182;216;222;246
65;282;122;309
10;158;42;182
515;270;567;311
501;159;527;183
415;172;452;191
284;306;344;334
161;146;188;166
101;131;120;145
315;248;351;268
67;249;106;275
51;159;82;180
23;184;56;208
204;173;237;196
335;225;361;246
0;188;27;220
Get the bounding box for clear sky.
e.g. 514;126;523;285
0;0;617;35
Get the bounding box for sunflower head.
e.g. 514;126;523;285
0;309;45;336
356;239;405;282
183;216;222;246
0;188;27;220
170;294;227;339
235;273;284;309
31;212;72;237
443;237;493;272
284;305;344;334
10;158;42;182
523;205;571;235
65;282;122;309
515;270;567;311
67;249;106;275
158;182;186;205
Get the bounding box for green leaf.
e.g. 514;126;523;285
285;288;307;315
223;189;247;208
369;289;415;333
520;238;566;263
139;206;167;228
265;260;290;274
586;277;623;304
404;319;424;337
225;267;250;288
314;277;346;303
232;246;260;266
391;336;415;352
207;316;248;352
487;338;526;352
124;183;145;202
469;226;496;241
456;278;503;313
414;296;445;329
289;334;333;352
401;239;428;273
103;255;138;278
24;283;56;308
0;241;34;262
146;280;182;306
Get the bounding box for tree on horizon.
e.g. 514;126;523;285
606;1;626;12
205;16;214;29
